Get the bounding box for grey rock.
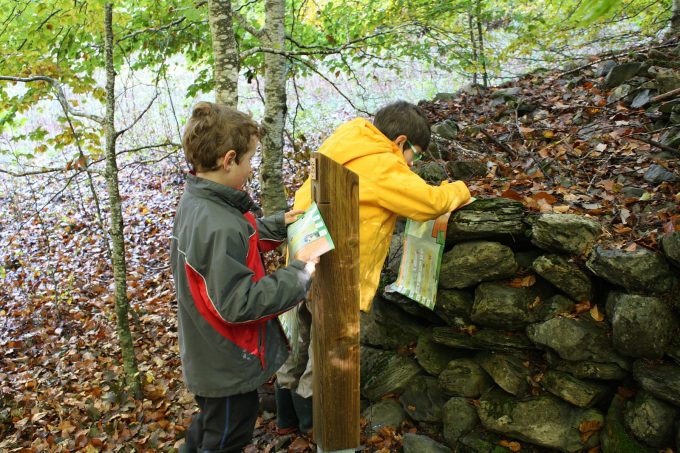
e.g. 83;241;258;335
532;254;593;301
631;89;652;108
416;330;466;376
530;213;602;255
399;375;448;423
527;317;628;368
610;293;678;358
440;241;518;289
586;246;677;294
652;66;680;93
643;164;678;184
471;281;552;329
446;198;528;246
360;347;423;401
362;399;408;432
595;60;617;77
659;99;680;113
607;84;633;103
414;161;448;184
622;186;645;198
601;395;655;453
660;126;680;148
553;360;628;381
661;231;680;267
490;86;522;99
433;327;535;353
360;296;426;349
604;62;643;88
442;397;479;447
434;289;474;325
477;389;603;452
535;294;576;321
432;119;459;140
540;370;610;408
633;361;680;407
477;352;531;396
402;433;452;453
446;160;487;181
433;92;457;102
624;391;678;448
438;358;493;397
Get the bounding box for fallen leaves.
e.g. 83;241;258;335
579;419;602;444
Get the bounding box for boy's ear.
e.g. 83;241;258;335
222;150;237;169
393;134;407;149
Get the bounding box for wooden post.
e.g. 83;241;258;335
310;153;360;452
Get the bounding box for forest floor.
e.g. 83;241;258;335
0;40;679;452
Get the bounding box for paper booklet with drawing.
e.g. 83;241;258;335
385;212;451;310
280;202;334;341
286;201;335;262
386;198;476;310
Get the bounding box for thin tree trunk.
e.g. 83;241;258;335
208;0;240;107
475;0;488;87
104;3;142;399
468;11;478;85
260;0;288;214
672;0;680;35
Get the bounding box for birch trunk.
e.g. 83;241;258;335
468;11;478;85
208;0;239;107
260;0;288;214
672;0;680;35
104;3;142;399
475;0;488;88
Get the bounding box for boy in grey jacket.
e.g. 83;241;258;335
171;102;316;453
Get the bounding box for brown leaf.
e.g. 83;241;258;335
579;419;602;443
499;440;522;452
501;188;523;201
590;305;605;322
508;275;537;288
288;436;311;452
573;300;591;314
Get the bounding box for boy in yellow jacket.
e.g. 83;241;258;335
275;100;471;434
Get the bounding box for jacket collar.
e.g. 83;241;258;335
186;174;258;214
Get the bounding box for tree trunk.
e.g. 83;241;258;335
104;3;142;399
208;0;240;107
260;0;288;214
475;0;488;87
672;0;680;35
468;11;478;85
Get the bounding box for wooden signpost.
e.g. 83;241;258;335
310;153;360;452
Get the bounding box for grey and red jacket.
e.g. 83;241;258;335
170;175;312;397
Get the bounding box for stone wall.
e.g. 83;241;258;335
359;198;680;453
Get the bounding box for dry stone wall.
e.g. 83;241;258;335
360;198;680;453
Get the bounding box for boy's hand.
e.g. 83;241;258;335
302;256;319;276
284;209;305;225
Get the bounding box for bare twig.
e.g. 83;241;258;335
479;127;517;159
233;11;263;38
116;17;186;43
0;75;104;124
628;134;680;156
644;87;680;106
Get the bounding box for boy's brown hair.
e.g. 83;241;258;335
373;101;431;150
182;102;260;172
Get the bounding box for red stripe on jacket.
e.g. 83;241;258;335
184;212;284;369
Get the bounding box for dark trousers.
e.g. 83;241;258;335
185;391;259;453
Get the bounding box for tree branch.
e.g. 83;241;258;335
0;75;104;124
116;17;186;43
233;11;263;38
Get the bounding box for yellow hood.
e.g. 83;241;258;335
293;118;470;311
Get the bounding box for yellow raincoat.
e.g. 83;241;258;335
293;118;471;311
